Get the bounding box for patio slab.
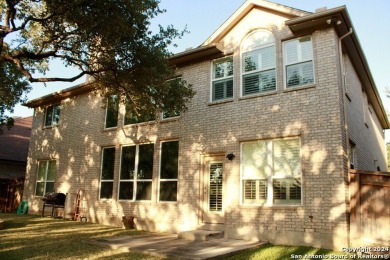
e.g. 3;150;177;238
90;233;266;260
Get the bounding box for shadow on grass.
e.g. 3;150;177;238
0;213;160;260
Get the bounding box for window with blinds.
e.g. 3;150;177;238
241;138;301;205
241;30;276;96
212;57;233;101
284;36;314;88
209;163;223;212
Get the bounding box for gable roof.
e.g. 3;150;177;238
0;116;33;163
202;0;311;46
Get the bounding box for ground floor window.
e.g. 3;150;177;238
119;144;154;201
241;137;301;205
35;160;56;196
159;141;179;201
100;147;116;199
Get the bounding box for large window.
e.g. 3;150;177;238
159;141;179;201
212;57;233;101
284;36;314;88
35;160;56;196
124;101;155;125
241;138;301;205
241;30;276;96
100;147;115;199
105;96;119;128
119;144;154;200
44;104;60;127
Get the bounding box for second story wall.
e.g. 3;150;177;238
344;54;387;171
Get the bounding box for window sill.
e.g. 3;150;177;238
239;90;277;101
208;98;234;106
160;116;180;123
42;125;58;130
122;121;156;128
239;204;303;209
283;84;315;93
103;126;118;132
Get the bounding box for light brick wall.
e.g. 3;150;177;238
344;54;387;171
23;7;386;250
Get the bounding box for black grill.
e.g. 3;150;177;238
42;192;66;205
41;192;66;217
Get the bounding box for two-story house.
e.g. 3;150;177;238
23;0;389;250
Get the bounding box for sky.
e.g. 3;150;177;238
11;0;390;130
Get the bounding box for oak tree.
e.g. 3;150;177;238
0;0;194;130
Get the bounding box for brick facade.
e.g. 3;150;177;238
23;2;388;250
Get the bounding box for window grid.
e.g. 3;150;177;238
35;160;56;196
283;36;314;88
241;138;302;206
99;147;115;199
44;104;60;127
241;30;276;96
211;57;234;101
159;141;179;202
118;144;154;201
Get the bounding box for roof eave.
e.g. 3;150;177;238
169;44;224;66
23;82;95;108
286;6;390;129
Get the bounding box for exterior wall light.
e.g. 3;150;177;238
226;153;235;161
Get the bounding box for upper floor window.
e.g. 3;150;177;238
35;160;56;196
283;36;314;88
44;104;60;127
211;57;233;101
105;95;119;128
124;101;156;125
241;30;276;96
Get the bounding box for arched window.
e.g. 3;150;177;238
241;30;276;96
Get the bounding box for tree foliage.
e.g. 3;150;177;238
0;0;194;129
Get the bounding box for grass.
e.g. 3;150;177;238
227;243;350;260
1;214;356;260
0;213;162;260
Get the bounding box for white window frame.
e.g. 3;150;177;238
210;56;234;102
158;140;179;202
118;143;154;201
35;160;56;196
240;30;276;96
283;35;315;89
44;104;61;127
99;146;116;200
240;137;302;206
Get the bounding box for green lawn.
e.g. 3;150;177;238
0;214;354;260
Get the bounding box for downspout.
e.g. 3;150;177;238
338;27;353;175
338;27;353;247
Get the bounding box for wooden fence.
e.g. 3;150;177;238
0;177;25;213
350;170;390;246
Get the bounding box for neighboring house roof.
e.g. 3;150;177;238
0;116;33;163
23;0;390;129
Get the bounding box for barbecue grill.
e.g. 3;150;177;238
41;192;66;217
